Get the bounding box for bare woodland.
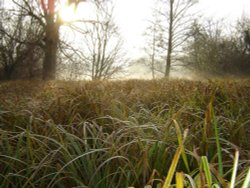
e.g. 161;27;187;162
0;0;250;80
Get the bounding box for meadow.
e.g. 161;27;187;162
0;79;249;188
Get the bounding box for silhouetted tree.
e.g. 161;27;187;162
0;2;43;80
243;30;250;50
12;0;86;80
235;16;250;53
41;0;87;79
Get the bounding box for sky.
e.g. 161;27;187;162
112;0;250;58
4;0;250;59
113;0;154;58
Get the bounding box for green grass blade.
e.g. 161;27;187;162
212;109;223;176
201;156;212;187
242;167;250;188
48;148;107;187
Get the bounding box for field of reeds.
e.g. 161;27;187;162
0;79;250;188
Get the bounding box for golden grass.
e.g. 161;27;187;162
0;78;249;187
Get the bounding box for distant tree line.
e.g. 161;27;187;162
143;0;250;79
182;19;250;78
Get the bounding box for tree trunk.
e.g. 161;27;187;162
151;30;156;79
42;16;59;80
2;74;11;80
165;49;171;77
3;66;13;80
165;0;174;78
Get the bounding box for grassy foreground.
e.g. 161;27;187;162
0;79;249;188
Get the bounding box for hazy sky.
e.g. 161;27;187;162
113;0;250;58
7;0;249;58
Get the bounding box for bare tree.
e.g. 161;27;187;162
182;20;224;76
12;0;86;80
237;15;250;53
0;2;43;80
182;19;250;78
159;0;197;77
79;0;126;80
144;4;165;79
57;38;87;80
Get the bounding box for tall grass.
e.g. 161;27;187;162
0;79;249;187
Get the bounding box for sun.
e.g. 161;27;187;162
58;0;81;22
58;0;95;23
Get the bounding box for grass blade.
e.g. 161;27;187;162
184;174;197;188
173;119;190;173
201;156;212;187
242;167;250;188
211;103;223;176
162;145;182;188
229;150;239;188
176;172;184;188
